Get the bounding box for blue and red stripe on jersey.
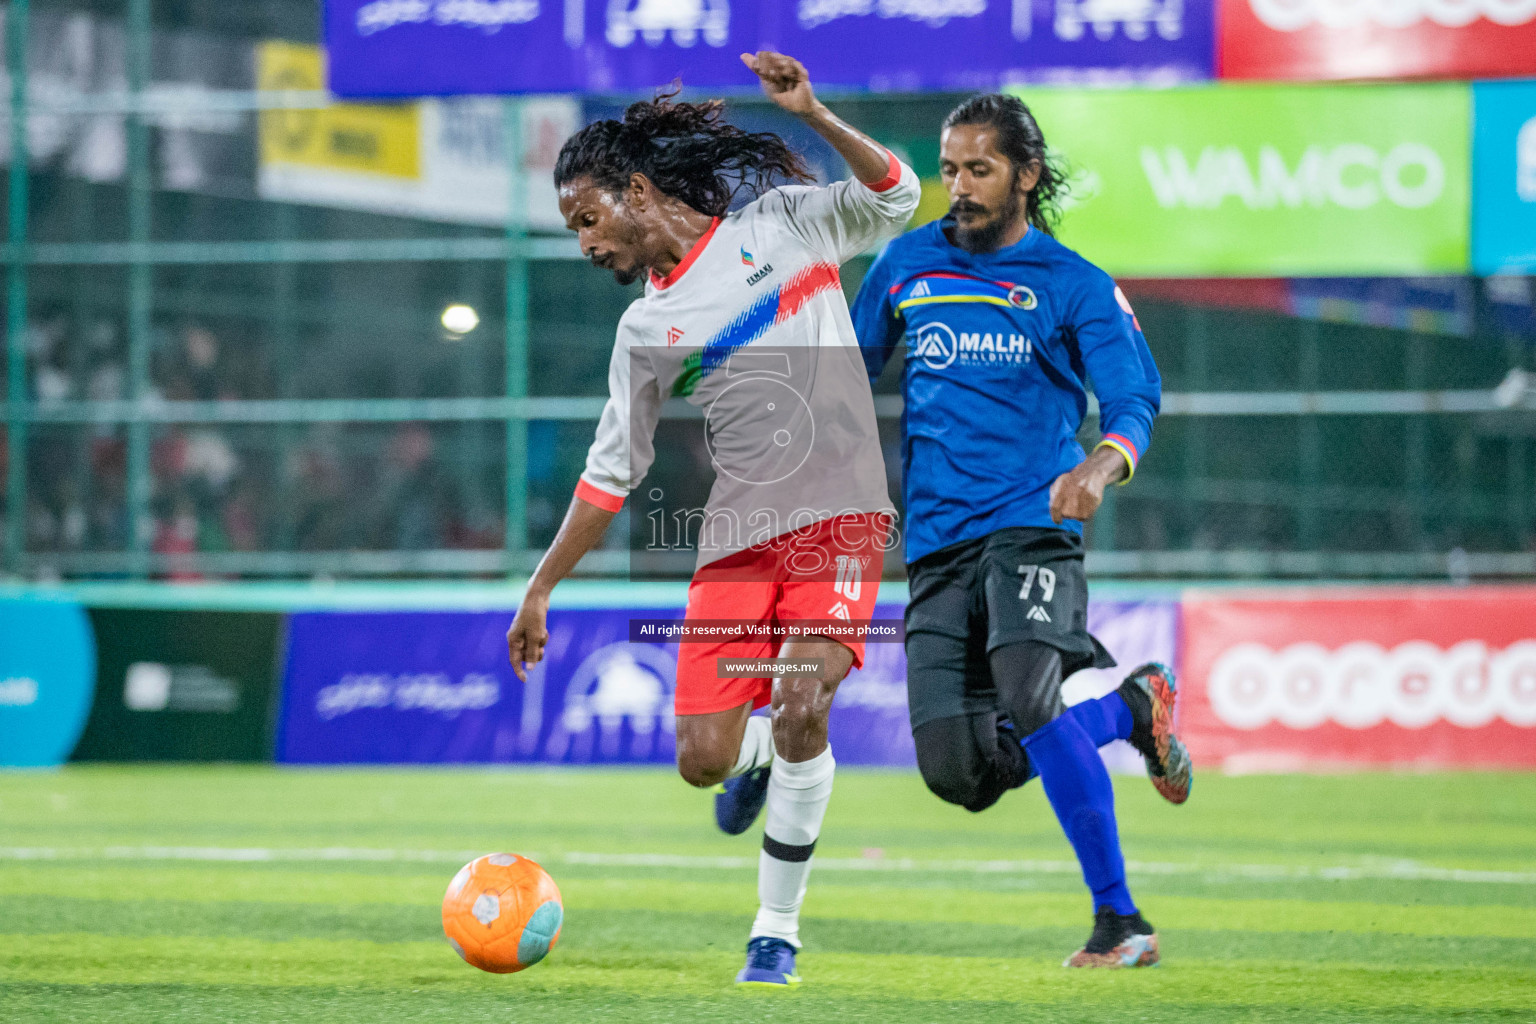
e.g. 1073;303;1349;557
887;270;1020;297
700;262;841;374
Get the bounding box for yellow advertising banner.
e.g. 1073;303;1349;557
257;41;420;181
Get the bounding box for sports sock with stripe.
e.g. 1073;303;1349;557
750;745;834;948
729;715;774;778
1023;713;1137;916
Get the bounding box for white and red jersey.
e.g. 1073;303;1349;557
576;153;920;568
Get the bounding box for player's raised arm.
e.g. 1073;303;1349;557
741;51;891;187
740;51;919;262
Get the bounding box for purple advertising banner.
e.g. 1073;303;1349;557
325;1;1213;97
277;599;1178;767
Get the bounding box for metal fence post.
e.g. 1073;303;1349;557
3;0;29;573
1183;306;1209;546
1406;334;1428;548
125;0;153;576
504;98;528;574
1297;319;1321;548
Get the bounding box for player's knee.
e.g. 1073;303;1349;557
917;759;983;809
913;724;986;810
771;696;818;733
771;678;834;731
678;736;737;792
675;750;734;788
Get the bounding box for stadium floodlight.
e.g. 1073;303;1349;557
441;304;480;336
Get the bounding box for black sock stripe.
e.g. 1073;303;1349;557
762;834;816;863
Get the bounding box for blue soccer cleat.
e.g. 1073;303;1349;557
735;935;802;987
714;764;771;835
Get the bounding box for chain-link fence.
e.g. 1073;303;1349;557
3;2;1533;581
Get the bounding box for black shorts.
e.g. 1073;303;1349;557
904;527;1115;729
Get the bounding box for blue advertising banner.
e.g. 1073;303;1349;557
1473;80;1536;275
276;599;1178;767
326;1;1213;97
278;608;683;764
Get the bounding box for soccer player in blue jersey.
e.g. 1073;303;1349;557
852;94;1193;968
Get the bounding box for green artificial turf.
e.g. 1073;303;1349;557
0;766;1532;1023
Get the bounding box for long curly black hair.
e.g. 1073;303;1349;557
943;93;1070;236
554;88;814;217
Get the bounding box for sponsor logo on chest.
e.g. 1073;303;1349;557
745;262;775;286
913;321;1033;370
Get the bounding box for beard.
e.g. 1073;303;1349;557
611;265;641;286
948;189;1025;254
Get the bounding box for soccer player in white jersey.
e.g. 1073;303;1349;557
506;52;919;987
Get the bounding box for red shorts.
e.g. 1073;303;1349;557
673;512;890;717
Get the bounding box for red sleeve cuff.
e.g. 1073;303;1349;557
865;150;902;193
575;478;625;513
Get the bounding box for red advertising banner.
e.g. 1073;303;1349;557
1219;0;1536;80
1180;587;1536;770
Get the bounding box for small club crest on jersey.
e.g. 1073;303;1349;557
740;246;755;267
666;326;685;346
1008;285;1038;310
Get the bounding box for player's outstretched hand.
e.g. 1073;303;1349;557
507;592;551;682
741;51;818;116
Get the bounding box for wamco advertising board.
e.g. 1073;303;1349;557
1019;82;1470;276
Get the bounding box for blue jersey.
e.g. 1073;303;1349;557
852;219;1161;564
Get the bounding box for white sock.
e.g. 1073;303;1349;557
750;745;835;948
729;716;774;779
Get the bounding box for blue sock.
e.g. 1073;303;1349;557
1016;693;1133;788
1063;691;1136;748
1023;712;1137;916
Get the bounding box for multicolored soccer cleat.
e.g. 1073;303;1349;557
1119;662;1193;805
714;764;771;836
735;935;802;987
1064;906;1160;969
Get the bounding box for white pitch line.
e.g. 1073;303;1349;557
1;845;1533;885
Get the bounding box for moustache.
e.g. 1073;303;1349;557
950;200;989;218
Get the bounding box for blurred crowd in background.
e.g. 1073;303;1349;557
2;3;1534;578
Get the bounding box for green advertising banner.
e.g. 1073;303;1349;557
70;609;283;762
1011;83;1471;277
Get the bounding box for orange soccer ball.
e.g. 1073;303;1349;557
441;853;564;973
